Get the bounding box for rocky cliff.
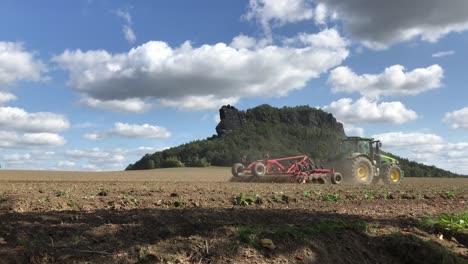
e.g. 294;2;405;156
216;104;345;137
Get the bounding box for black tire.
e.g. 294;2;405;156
252;162;266;177
382;164;402;185
350;157;374;185
231;163;245;177
331;172;343;184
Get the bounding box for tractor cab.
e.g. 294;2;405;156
340;137;381;159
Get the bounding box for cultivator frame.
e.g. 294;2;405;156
231;154;343;184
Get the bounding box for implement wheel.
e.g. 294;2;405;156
382;164;402;185
252;162;266;177
231;163;245;177
350;157;374;185
331;172;343;184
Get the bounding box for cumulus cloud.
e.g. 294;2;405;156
323;97;418;124
444;106;468;130
432;50;455;58
159;95;239;111
0;107;70;133
64;146;162;171
317;0;468;49
79;97;151;113
0;42;48;86
0;92;16;104
0;131;66;148
82;133;102;141
244;0;314;34
342;123;364;137
108;122;171;139
328;65;443;99
372;132;444;148
115;9;136;43
372;131;468;175
53;29;349;111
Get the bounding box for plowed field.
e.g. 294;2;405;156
0;168;466;263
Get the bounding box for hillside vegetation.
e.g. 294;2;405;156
126;105;465;178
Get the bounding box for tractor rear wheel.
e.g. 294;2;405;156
350;157;374;185
252;162;266;177
382;164;402;185
231;163;245;177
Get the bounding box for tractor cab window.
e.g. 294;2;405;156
358;141;370;155
340;140;355;154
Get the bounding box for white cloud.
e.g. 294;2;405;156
328;65;443;99
323;97;418;124
342;123;364;137
64;147;144;171
0;42;47;86
108;122;171;139
372;132;444;148
53;29;349;111
159;95;239;111
3;153;31;162
432;50;455;58
230;34;257;49
123;25;136;43
80;97;151;113
372;131;468;175
115;9;136;43
244;0;314;34
317;0;468;49
0;131;66;148
82;133;102;141
444;106;468;130
0;106;70;133
56;160;76;168
0;92;16;104
314;3;328;25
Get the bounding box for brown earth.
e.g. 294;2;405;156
0;168;466;263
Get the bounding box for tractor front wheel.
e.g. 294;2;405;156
252;162;266;177
382;164;402;185
350;157;374;185
231;163;245;177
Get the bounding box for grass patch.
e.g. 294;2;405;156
235;218;367;249
420;212;467;234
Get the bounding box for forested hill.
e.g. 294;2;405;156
126;104;465;178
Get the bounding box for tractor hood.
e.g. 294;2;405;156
379;154;398;164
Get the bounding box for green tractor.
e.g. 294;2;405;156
335;137;403;185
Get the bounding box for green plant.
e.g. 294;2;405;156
233;192;260;206
364;192;375;200
420;212;467;234
323;193;341;202
38;197;50;203
67;201;75;207
445;191;455;198
303;190;311;197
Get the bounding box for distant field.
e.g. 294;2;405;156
0;167;466;185
0;167;466;263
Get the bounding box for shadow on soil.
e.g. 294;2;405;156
0;199;465;263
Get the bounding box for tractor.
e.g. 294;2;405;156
334;137;403;185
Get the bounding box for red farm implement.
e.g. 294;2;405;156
231;155;343;184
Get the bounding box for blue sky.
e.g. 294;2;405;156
0;0;467;174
